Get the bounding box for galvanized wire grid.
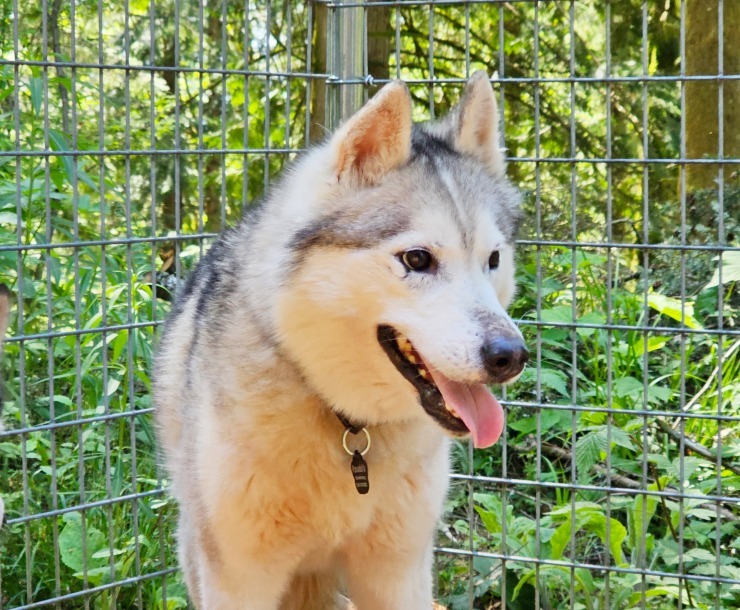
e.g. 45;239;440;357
0;1;738;609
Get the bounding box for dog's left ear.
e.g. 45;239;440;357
451;71;506;178
331;81;412;186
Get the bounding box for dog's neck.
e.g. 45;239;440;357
334;410;365;434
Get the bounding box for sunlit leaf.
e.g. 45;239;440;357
706;251;740;288
647;292;703;330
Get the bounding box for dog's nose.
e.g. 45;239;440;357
481;337;529;383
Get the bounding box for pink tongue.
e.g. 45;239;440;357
429;368;504;448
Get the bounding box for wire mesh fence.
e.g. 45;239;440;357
0;0;738;608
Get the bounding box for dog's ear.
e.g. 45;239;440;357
332;81;412;186
451;71;506;178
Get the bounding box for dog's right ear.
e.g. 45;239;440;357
331;81;412;187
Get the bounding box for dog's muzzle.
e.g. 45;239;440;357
377;325;524;448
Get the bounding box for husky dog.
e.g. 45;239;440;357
155;71;527;610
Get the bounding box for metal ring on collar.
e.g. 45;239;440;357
342;427;371;457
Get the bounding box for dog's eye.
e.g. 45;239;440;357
489;250;500;270
400;249;434;272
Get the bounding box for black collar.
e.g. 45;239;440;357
334;410;365;435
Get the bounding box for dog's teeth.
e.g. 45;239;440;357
396;335;412;352
445;404;459;418
419;368;430;380
406;354;418;364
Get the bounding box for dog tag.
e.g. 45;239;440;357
350;450;369;494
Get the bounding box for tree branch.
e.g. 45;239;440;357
654;418;740;477
513;440;738;521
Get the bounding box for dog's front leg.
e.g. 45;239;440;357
197;559;293;610
342;535;435;610
341;462;446;610
177;506;296;610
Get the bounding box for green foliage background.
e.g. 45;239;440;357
0;1;738;608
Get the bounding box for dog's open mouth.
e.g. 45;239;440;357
377;325;504;448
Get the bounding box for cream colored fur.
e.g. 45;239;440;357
155;73;520;610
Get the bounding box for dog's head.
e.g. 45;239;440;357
274;72;526;447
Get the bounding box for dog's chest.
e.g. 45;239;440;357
205;419;449;559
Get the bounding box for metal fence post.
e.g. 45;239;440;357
328;0;365;128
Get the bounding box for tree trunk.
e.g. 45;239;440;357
308;1;391;142
203;0;225;232
49;0;70;135
366;0;391;93
309;3;328;143
159;38;185;232
685;0;740;192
